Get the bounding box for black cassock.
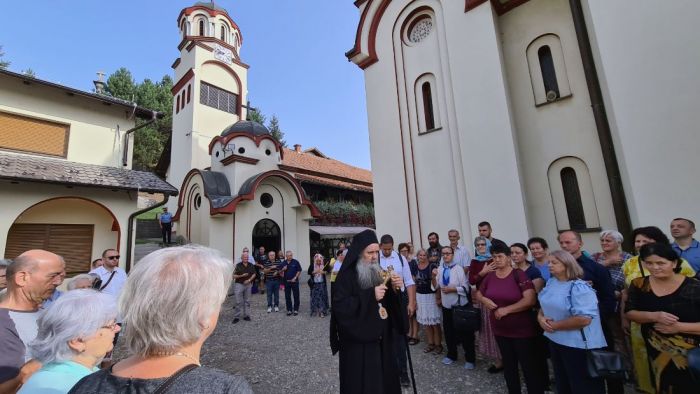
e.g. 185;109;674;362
330;265;408;394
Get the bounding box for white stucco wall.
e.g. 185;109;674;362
0;183;137;270
583;0;700;230
498;0;617;248
0;76;136;168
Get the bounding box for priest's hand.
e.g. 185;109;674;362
375;284;387;301
390;273;404;290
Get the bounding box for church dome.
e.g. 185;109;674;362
220;120;270;137
193;1;228;13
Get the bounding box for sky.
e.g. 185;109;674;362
0;0;372;169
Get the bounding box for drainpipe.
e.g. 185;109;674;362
569;0;633;249
125;194;169;273
122;110;159;167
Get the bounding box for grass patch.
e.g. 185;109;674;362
136;206;162;220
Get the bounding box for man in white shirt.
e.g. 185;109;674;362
447;229;471;273
379;234;416;388
89;248;127;366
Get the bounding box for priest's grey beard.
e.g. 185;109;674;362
356;259;383;289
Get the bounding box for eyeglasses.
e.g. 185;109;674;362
107;256;120;260
101;322;119;331
476;243;486;247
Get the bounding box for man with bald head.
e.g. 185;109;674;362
0;249;65;390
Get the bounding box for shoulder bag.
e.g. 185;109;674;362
569;282;628;379
153;364;199;394
452;283;481;332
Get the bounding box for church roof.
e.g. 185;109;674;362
220;120;270;137
0;151;178;196
281;147;372;192
199;170;234;208
193;1;228;13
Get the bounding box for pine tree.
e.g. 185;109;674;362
267;115;286;147
0;45;10;69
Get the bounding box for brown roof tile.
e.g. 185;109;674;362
0;151;178;195
281;147;372;190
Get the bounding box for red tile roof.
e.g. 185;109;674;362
281;147;372;192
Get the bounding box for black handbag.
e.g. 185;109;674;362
580;328;628;379
452;285;481;332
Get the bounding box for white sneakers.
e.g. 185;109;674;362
274;306;279;312
267;307;272;313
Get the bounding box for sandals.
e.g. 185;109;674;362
408;337;420;345
433;345;443;355
423;344;435;353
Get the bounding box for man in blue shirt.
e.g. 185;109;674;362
671;217;700;272
281;251;302;316
558;230;622;394
158;207;173;245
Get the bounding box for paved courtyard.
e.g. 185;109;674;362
128;242;508;393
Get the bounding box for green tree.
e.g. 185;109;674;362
247;108;266;125
267;115;286;147
0;45;9;69
105;68;172;170
106;67;137;101
22;68;36;77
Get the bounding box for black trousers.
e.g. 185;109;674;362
549;340;605;394
161;222;172;244
441;307;475;362
284;282;300;312
392;331;408;377
495;336;546;394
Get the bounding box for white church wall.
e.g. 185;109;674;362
498;0;617;247
207;215;234;261
583;0;700;229
440;1;530;244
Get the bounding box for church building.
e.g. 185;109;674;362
168;2;374;265
348;0;700;248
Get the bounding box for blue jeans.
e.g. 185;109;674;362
266;279;280;307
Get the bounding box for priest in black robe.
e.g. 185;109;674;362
330;229;408;394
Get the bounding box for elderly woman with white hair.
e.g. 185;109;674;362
18;289;119;393
67;274;98;291
69;245;252;393
591;230;631;293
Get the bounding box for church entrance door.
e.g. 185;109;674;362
252;219;281;256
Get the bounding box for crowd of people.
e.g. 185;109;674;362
1;217;698;393
330;219;700;394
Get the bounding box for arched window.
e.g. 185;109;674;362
526;34;571;105
538;46;560;99
180;91;186;110
198;20;205;36
176;95;180;114
220;26;226;41
421;82;435;131
560;167;586;230
186;84;191;104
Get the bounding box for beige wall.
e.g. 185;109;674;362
0;182;138;270
498;0;617;248
0;74;136;168
583;0;700;230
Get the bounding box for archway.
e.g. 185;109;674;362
252;219;281;256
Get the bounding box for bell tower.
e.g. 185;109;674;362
169;1;248;193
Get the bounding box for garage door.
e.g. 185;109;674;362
5;223;94;275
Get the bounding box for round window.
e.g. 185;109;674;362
265;149;272;156
408;16;433;44
238;147;246;154
194;193;202;210
260;193;273;208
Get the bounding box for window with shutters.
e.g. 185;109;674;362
560;167;586;230
0;111;69;157
5;224;94;275
199;81;238;114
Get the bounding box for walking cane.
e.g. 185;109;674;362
404;335;418;394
